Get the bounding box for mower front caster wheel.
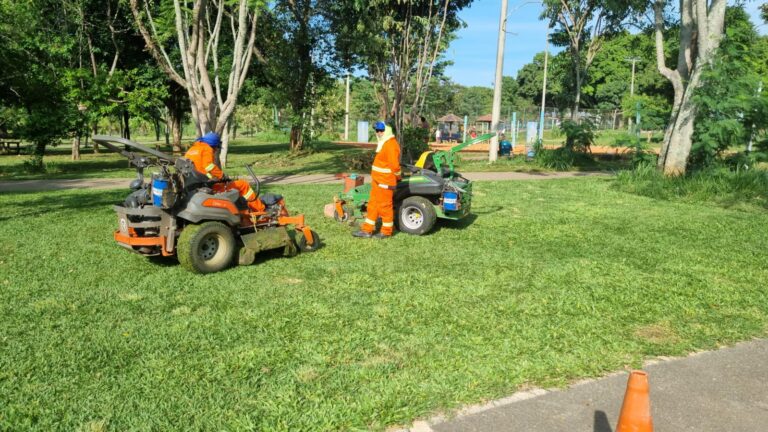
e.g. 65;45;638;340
296;230;321;252
177;222;236;274
398;196;437;235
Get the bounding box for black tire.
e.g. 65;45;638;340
177;222;236;274
296;230;321;252
333;208;349;222
397;196;437;235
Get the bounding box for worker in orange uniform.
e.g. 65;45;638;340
184;132;265;213
353;121;401;239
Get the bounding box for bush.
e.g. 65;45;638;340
613;163;768;209
534;121;596;170
535;145;574;170
341;150;374;172
561;120;595;152
400;126;430;162
611;132;658;168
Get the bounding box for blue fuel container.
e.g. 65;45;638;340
443;191;459;211
152;178;169;207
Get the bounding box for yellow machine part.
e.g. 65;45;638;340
415;151;433;168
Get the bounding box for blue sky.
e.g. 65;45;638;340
445;0;767;88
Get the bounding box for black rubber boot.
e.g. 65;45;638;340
352;230;372;238
372;232;391;239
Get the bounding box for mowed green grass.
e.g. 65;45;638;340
1;178;767;430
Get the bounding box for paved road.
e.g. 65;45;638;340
399;339;768;432
0;171;609;193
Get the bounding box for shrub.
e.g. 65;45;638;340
614;163;768;209
400;126;430;163
341;150;373;172
612;132;658;168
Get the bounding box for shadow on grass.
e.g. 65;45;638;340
471;206;503;216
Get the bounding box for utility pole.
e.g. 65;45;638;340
489;0;509;162
538;29;549;141
626;57;640;96
625;57;640;130
344;73;351;141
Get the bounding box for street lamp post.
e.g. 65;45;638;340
344;73;350;141
625;57;640;131
538;29;549;142
489;0;509;162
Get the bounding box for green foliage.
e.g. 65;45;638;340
690;6;767;169
535;145;575;170
614;163;768;209
400;126;430;162
622;94;671;131
340;149;374;171
535;121;596;170
561;120;595;152
611;132;658;168
453;86;493;117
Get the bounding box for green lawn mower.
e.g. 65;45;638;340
330;133;494;235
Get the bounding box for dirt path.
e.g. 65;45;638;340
0;171;609;193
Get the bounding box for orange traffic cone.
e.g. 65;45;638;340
616;370;653;432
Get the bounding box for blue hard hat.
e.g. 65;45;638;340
197;132;221;147
374;121;386;132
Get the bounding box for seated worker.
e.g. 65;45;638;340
352;121;400;239
184;132;265;213
498;134;512;157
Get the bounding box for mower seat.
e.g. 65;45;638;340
216;189;241;203
260;193;283;207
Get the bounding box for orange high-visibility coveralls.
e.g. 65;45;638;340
361;126;401;236
184;141;265;212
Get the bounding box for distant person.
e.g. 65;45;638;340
420;116;429;129
499;134;512;157
435;128;442;144
469;126;477;139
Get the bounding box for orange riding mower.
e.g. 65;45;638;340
93;136;320;274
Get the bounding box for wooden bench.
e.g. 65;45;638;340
0;139;23;155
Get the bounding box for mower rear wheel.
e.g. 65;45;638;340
177;222;236;274
296;230;321;252
398;196;436;235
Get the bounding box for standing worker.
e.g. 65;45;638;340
184;132;265;213
353;121;400;239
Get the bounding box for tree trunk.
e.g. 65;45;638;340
122;110;131;140
91;124;100;154
654;0;726;175
571;56;581;121
289;125;303;152
659;67;701;175
71;136;81;161
154;117;161;142
220;121;231;169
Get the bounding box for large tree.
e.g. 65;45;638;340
541;0;636;120
328;0;472;140
129;0;262;165
254;0;339;151
653;0;727;175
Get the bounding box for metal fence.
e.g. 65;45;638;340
479;107;627;134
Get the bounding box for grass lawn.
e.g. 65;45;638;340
2;178;768;430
